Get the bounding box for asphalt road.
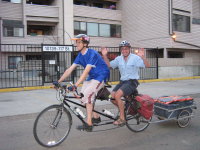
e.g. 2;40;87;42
0;93;200;150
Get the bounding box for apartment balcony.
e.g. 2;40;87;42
74;5;121;21
0;2;23;18
2;35;60;45
103;0;119;2
25;4;59;22
26;35;60;45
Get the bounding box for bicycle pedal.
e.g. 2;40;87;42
77;128;93;132
77;128;85;131
76;124;93;132
76;126;84;131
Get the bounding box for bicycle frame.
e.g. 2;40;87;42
54;82;137;127
63;95;118;126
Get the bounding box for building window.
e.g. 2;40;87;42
26;55;42;60
27;25;54;36
26;0;53;5
111;24;121;38
2;0;21;3
192;18;200;25
99;24;110;37
168;51;184;58
8;56;23;69
74;21;121;38
74;0;116;9
74;0;87;6
93;3;103;8
172;14;190;32
3;20;24;37
87;23;98;36
74;22;86;35
14;28;23;36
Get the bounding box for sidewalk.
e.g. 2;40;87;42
0;78;200;118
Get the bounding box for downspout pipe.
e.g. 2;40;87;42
0;17;2;45
62;0;65;45
168;0;173;35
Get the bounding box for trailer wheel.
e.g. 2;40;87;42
177;109;191;128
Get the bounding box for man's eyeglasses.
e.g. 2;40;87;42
120;47;130;51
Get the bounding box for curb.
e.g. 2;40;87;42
1;76;200;93
139;76;200;83
0;86;51;93
107;76;200;85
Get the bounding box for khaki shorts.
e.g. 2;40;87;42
80;79;104;104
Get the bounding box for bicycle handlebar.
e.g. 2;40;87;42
53;81;80;97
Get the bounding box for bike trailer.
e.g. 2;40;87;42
154;95;194;118
135;94;154;120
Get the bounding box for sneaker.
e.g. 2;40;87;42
92;117;101;124
76;123;93;132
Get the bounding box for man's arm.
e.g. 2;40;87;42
141;57;150;68
135;48;150;68
74;65;92;87
101;47;111;67
58;64;77;83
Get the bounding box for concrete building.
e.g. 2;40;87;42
120;0;200;78
0;0;72;44
0;0;200;79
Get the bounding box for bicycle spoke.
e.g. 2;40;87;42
125;103;151;132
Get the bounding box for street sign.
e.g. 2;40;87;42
43;46;73;52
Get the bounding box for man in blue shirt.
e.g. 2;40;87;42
57;34;109;131
101;40;150;126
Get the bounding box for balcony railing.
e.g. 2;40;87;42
74;5;121;21
25;4;59;18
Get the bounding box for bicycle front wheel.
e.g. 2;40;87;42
125;105;151;132
33;104;72;147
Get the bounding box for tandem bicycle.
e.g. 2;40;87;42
33;82;197;148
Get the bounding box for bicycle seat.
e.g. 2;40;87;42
124;89;139;101
130;89;139;97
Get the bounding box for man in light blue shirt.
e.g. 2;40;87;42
101;40;150;126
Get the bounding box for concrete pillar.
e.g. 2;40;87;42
63;0;74;45
22;0;26;38
163;48;168;58
0;18;2;44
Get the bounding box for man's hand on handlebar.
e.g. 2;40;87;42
52;81;78;93
52;81;60;89
67;85;77;92
52;81;80;98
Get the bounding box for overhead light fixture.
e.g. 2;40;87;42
171;32;176;41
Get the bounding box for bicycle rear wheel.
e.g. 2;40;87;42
33;104;72;147
125;105;151;132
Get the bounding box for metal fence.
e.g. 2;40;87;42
0;44;158;89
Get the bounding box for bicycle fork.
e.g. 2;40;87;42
50;107;64;129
